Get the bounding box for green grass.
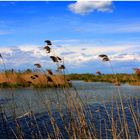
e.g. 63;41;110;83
67;73;140;85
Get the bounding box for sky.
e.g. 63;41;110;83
0;1;140;74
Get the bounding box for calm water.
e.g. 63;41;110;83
0;81;139;138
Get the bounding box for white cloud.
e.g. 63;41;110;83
0;42;140;73
68;1;113;15
48;42;137;67
0;45;50;70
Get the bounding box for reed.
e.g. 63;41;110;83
0;72;67;88
0;40;139;139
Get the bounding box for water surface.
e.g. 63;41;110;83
0;81;139;138
0;81;140;116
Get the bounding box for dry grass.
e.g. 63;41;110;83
0;41;139;139
0;72;68;88
0;86;139;139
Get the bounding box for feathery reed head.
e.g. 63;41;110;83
58;65;65;70
44;46;51;53
98;54;108;58
133;68;140;75
47;69;53;75
56;56;62;61
102;57;109;62
34;74;39;78
45;40;52;45
47;76;53;82
98;54;110;62
31;76;36;79
50;56;59;62
96;71;101;75
34;63;41;68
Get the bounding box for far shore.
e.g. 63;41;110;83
0;72;140;88
68;73;140;86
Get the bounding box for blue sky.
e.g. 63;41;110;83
0;1;140;73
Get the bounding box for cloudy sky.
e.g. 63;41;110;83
0;1;140;73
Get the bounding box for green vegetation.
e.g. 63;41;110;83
0;82;31;88
0;40;139;139
0;72;140;88
67;73;140;85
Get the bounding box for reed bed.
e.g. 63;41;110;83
0;72;67;88
0;40;139;139
0;93;139;139
68;73;139;85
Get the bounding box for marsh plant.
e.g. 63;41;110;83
0;40;139;139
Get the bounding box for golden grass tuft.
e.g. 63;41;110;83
0;72;67;88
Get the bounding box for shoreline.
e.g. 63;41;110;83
0;80;139;89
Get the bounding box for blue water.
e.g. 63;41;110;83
0;81;139;138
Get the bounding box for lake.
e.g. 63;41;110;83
0;81;139;138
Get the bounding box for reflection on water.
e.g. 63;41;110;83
0;81;140;116
72;81;140;103
0;81;140;139
0;81;139;138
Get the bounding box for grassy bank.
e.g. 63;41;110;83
0;72;69;88
0;40;139;139
67;73;140;85
1;72;140;88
